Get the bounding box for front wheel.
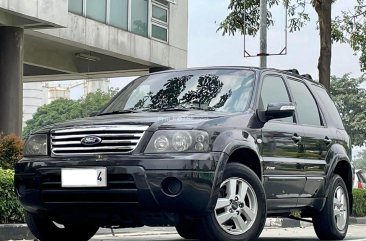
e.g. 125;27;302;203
25;212;99;241
199;163;267;241
313;174;349;240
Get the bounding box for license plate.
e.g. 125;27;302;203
61;168;107;187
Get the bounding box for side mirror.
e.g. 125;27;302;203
257;102;295;123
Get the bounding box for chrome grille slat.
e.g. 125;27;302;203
51;125;148;156
53;146;136;151
51;133;143;140
52;140;139;146
53;125;147;133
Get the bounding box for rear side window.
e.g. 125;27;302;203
312;85;344;129
287;79;322;126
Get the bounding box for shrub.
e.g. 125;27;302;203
0;133;23;169
352;189;366;217
0;168;24;223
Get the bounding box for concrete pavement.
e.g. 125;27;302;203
8;224;366;241
88;225;366;241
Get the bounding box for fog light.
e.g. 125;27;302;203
161;177;182;196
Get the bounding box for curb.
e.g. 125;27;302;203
0;224;34;241
265;218;313;228
350;216;366;224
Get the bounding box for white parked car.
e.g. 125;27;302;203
353;169;366;189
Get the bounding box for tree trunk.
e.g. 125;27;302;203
314;0;332;91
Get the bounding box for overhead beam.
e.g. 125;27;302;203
24;37;79;74
24;68;149;82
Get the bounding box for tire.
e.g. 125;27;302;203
313;174;349;240
199;163;267;241
25;212;99;241
175;218;199;239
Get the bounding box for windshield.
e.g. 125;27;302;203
101;69;255;114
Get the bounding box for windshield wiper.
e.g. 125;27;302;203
98;109;140;116
100;106;216;115
159;107;190;112
155;105;215;112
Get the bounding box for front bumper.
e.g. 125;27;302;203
14;153;220;226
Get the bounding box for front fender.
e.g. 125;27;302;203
207;130;262;211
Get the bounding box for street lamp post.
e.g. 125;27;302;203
259;0;267;68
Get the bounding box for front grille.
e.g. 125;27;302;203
51;125;149;156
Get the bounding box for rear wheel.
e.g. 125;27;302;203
25;212;99;241
313;174;349;240
199;163;266;241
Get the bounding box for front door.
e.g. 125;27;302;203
259;74;306;210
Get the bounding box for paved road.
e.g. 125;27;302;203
89;225;366;241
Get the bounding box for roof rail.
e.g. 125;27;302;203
301;74;313;80
284;69;299;75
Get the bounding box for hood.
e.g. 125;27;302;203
35;111;244;133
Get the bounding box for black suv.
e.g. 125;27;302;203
15;67;353;241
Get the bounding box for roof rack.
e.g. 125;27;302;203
284;69;300;75
301;74;313;80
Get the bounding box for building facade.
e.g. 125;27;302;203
0;0;188;135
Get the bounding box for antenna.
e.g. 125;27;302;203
243;2;288;60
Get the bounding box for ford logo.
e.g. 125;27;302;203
81;136;102;146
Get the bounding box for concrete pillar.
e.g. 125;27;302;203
0;27;24;136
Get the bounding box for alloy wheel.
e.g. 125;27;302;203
214;177;258;235
333;185;347;231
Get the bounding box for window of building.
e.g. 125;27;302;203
110;0;128;30
151;2;168;42
131;0;149;37
152;24;167;41
68;0;83;15
287;79;322;126
152;4;168;22
260;75;293;123
86;0;107;23
68;0;170;42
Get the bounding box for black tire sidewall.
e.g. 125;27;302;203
313;174;349;240
175;219;199;239
25;212;98;241
200;163;267;241
327;175;349;236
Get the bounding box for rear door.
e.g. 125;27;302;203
285;78;330;204
260;74;306;208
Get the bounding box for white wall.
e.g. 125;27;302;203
23;82;47;127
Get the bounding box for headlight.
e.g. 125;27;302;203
145;130;209;153
24;134;48;156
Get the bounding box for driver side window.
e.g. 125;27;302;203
260;75;293;123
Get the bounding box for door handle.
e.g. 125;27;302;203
323;136;332;145
292;134;302;143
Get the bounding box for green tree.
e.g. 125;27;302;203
22;90;117;138
333;0;366;72
78;89;118;117
218;0;366;91
330;74;366;146
353;149;366;170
